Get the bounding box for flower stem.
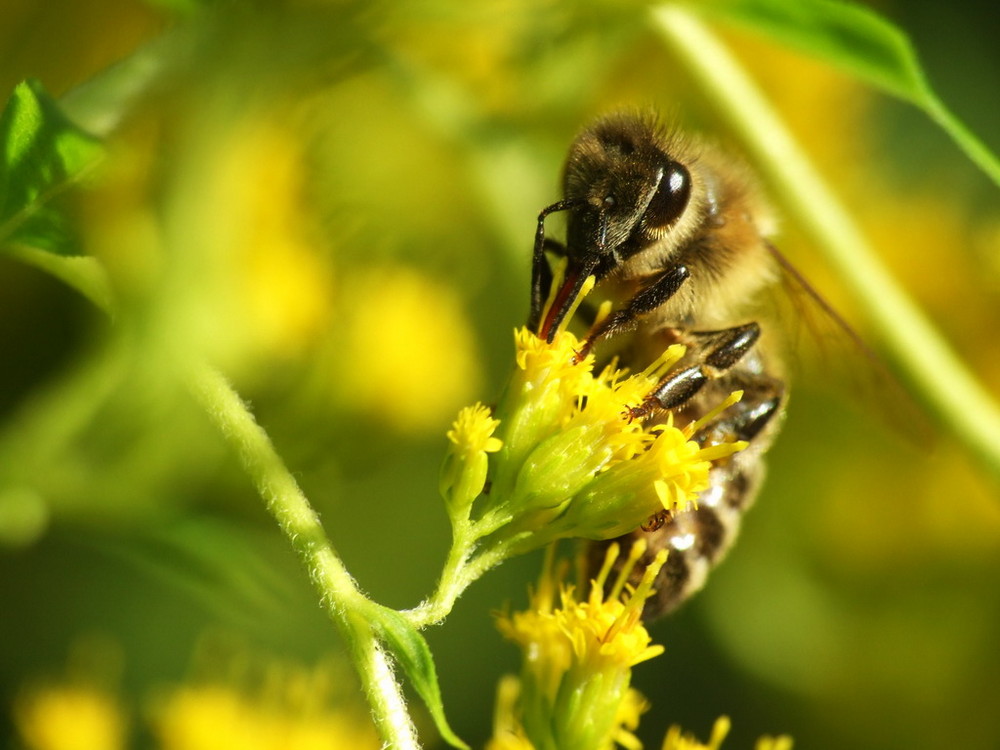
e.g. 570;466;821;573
653;4;1000;480
406;527;511;628
345;610;423;750
406;537;474;628
186;364;421;750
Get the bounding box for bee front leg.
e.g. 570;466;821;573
627;322;761;420
575;264;690;360
529;201;577;332
529;239;561;332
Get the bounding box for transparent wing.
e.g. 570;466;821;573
761;241;934;446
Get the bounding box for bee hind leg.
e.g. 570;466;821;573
698;323;761;369
702;384;784;443
625;373;785;618
627;322;761;420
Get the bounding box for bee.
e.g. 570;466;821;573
529;111;787;618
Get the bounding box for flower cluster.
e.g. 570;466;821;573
662;716;793;750
14;683;126;750
487;544;795;750
489;541;665;750
439;270;747;560
12;652;380;750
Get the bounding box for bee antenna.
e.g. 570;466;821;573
530;198;587;331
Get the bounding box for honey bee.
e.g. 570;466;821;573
529;111;788;618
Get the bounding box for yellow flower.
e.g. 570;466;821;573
441;402;504;518
13;684;127;750
492;542;665;750
662;717;731;750
485;675;535;750
334;266;482;434
152;670;380;750
222;122;333;363
660;717;793;750
488;675;649;750
566;389;747;539
447;402;504;459
612;688;649;750
754;736;794;750
153;685;263;750
441;261;747;561
479;324;745;551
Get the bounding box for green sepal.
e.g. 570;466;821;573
368;605;470;750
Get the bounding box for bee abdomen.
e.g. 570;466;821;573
589;368;784;620
639;463;760;617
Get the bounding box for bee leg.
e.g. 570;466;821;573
701;381;784;443
529;200;578;331
529;243;558;331
575;264;690;360
696;324;762;370
628;322;760;419
529;242;558;332
626;376;785;618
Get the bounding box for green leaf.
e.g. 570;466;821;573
0;79;104;256
697;0;1000;188
368;606;469;750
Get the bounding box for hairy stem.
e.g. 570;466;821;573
187;364;421;750
406;529;512;629
653;4;1000;480
344;608;422;749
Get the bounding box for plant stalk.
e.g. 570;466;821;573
653;4;1000;480
406;526;511;628
187;364;421;750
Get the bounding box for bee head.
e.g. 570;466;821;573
535;113;692;340
563;114;692;277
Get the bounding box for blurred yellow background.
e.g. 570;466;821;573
1;1;999;748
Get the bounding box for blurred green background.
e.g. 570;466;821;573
2;0;999;748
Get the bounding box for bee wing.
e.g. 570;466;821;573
761;242;934;445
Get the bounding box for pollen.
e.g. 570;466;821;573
447;403;503;459
496;542;666;677
513;326;595;407
493;542;666;750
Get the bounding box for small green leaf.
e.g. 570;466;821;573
0;79;104;255
368;606;470;750
698;0;1000;188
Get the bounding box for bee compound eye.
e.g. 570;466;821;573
603;194;616;208
646;161;691;228
667;164;688;196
